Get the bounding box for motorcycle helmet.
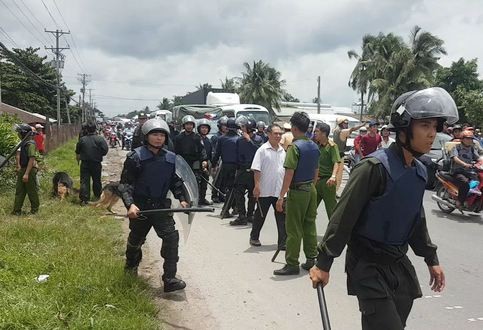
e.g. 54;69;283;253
142;118;170;138
217;115;228;128
181;115;196;127
226;118;238;130
197;118;212;134
15;123;33;138
256;121;266;129
235;115;248;128
389;87;459;132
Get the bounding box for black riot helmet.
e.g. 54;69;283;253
389;87;458;132
245;118;257;132
16;124;33;138
389;87;459;157
217;115;228;128
226;118;238;131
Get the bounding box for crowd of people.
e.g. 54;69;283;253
9;85;483;328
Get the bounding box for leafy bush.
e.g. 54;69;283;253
0;114;21;191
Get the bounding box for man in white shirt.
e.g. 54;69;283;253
250;124;287;249
379;125;395;149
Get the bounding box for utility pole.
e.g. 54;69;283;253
45;29;70;126
88;88;95;121
77;73;90;122
65;97;71;124
317;75;321;114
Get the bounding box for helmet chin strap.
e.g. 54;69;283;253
396;128;424;158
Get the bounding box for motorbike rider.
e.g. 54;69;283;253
174;115;208;205
230;116;263;226
310;87;458;329
197;118;214;206
211;116;228;203
119;118;189;292
256;121;269;143
450;129;480;210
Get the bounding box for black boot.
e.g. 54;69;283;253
124;266;138;276
246;215;254;223
163;277;186;292
230;216;247;226
273;264;300;276
301;258;316;271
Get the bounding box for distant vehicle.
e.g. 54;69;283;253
154;110;172;123
307;113;362;149
171;105;223;130
220;104;271;125
206;92;240;106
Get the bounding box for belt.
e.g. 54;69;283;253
290;180;313;190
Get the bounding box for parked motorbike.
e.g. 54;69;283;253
431;157;483;215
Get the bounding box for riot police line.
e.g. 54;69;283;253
115;87;456;329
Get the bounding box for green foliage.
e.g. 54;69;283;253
348;26;446;118
455;87;483;127
238;60;286;118
196;82;212;91
0;139;160;329
156;97;171;110
0;114;20;156
220;77;239;92
0;47;78;123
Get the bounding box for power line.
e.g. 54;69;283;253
11;0;51;45
51;0;87;72
0;26;18;47
19;0;55;44
0;0;44;46
40;0;60;28
95;94;162;101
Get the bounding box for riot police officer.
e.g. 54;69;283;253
274;112;320;276
231;116;263;225
210;116;228;203
310;87;458;329
256;121;268;143
131;112;149;150
174;115;208;205
212;117;239;213
197;118;213;206
119;118;189;292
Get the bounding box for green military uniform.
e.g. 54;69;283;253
284;136;319;266
316;144;439;329
13;140;40;214
315;140;341;219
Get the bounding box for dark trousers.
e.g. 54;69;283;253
250;197;286;248
234;170;255;217
219;163;237;208
451;167;473;204
346;249;420;330
126;212;179;280
79;160;102;202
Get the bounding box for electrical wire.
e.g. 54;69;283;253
0;26;18;47
0;0;44;45
19;0;55;44
40;0;60;28
11;0;51;45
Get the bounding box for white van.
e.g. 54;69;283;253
154;110;173;123
220;104;271;125
308;113;362;148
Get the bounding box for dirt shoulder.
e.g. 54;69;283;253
103;147;217;330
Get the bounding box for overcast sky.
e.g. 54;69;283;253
1;0;482;117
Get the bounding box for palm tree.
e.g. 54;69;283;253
220;77;238;92
238;60;286;118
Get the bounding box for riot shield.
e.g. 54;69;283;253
0;132;31;171
175;155;199;241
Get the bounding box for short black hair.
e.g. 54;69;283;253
86;121;97;133
315;122;330;136
266;123;281;133
290;112;310;133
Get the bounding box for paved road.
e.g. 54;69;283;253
105;148;483;329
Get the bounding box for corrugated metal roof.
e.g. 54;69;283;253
0;102;53;124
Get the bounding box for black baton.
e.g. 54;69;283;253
200;175;226;198
139;207;215;215
317;284;331;330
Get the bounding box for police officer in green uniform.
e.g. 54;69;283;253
310;87;458;329
274;112;320;276
313;122;342;220
12;124;39;215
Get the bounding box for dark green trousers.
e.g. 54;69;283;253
285;184;318;266
315;176;337;219
13;168;39;214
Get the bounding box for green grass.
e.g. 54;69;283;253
0;140;160;329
